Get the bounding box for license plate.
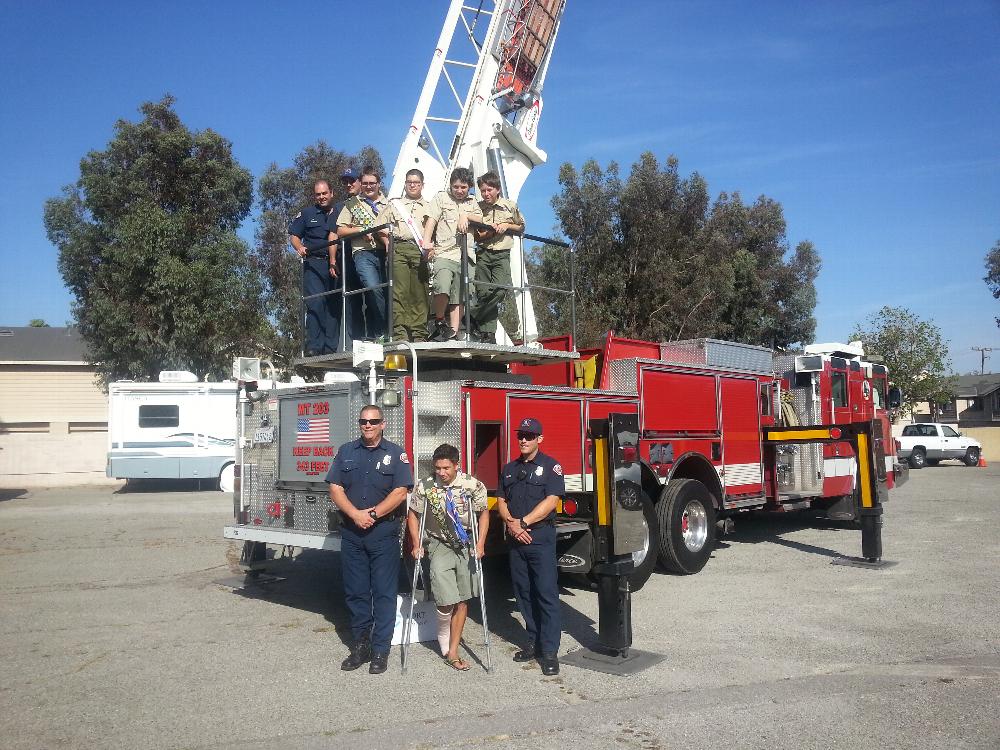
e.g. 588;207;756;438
253;427;275;444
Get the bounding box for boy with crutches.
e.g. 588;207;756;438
405;443;489;671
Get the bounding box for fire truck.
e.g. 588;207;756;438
223;1;902;591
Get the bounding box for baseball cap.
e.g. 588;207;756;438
517;417;542;435
340;168;358;181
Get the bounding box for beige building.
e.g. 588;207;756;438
0;326;115;488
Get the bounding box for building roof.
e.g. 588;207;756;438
953;373;1000;398
0;326;90;364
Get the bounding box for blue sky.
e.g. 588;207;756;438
1;0;997;373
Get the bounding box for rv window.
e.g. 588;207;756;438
831;372;848;408
139;404;179;428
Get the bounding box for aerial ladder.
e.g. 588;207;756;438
388;0;568;344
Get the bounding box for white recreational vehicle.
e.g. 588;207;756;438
106;371;240;491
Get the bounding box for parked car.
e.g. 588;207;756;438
897;423;982;469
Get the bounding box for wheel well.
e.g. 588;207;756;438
664;454;724;510
910;445;926;453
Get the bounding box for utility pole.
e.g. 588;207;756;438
971;346;993;375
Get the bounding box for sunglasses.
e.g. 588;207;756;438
358;418;384;426
516;431;538;441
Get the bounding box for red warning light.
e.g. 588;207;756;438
830;428;842;439
563;499;578;516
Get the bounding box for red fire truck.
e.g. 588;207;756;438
225;333;902;591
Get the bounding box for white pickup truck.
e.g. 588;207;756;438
897;423;982;468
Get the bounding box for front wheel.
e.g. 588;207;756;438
964;448;981;467
908;448;926;470
656;479;716;575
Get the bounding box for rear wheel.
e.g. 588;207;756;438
219;462;236;493
656;479;716;575
964;447;981;467
626;492;658;591
908;448;926;470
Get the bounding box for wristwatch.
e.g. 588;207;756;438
519;518;529;530
368;509;378;521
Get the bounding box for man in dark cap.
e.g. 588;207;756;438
495;417;565;675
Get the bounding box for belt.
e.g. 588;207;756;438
306;251;330;259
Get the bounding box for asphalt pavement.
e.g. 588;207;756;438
0;465;997;749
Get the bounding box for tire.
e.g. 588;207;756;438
626;491;659;591
925;458;940;466
964;448;981;467
219;462;236;493
656;479;716;575
908;448;926;470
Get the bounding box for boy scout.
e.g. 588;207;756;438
377;168;430;342
406;443;489;671
422;167;484;341
472;171;524;343
336;167;390;340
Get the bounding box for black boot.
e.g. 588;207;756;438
341;636;372;671
368;651;389;674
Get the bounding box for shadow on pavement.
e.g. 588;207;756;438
115;478;222;494
0;488;28;502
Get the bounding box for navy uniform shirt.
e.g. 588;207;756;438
289;204;335;256
326;438;413;532
498;450;565;528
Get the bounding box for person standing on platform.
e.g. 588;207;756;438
422;167;484;342
337;167;389;340
377;169;430;342
331;168;366;345
472;171;524;343
406;443;489;671
326;404;413;674
289;180;339;355
495;417;564;676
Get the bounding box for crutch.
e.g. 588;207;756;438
468;504;493;673
400;492;429;674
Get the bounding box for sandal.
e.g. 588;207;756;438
445;657;471;671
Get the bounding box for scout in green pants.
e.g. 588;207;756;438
473;171;525;343
378;168;430;342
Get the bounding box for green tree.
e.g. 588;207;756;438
28;319;49;327
985;238;1000;327
43;96;264;384
851;306;955;417
254;142;384;365
536;153;818;348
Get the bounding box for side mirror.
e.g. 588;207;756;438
887;386;902;408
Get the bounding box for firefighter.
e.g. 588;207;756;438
289;180;339;355
471;171;524;343
496;417;565;675
326;404;413;674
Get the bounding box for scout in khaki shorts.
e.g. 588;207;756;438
422;167;484;341
406;443;489;671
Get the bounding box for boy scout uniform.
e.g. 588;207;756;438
409;471;488;606
337;194;390;338
425;190;484;305
474;197;525;338
380;196;430;342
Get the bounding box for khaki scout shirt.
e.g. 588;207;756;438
409;471;488;544
380;196;429;246
477;197;525;252
336;194;389;254
426;190;484;263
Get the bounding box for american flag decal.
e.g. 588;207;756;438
297;417;330;444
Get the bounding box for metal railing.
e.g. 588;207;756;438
299;222;576;354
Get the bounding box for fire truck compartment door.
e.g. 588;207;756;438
609;412;645;556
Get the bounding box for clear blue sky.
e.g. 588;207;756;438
1;1;997;373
